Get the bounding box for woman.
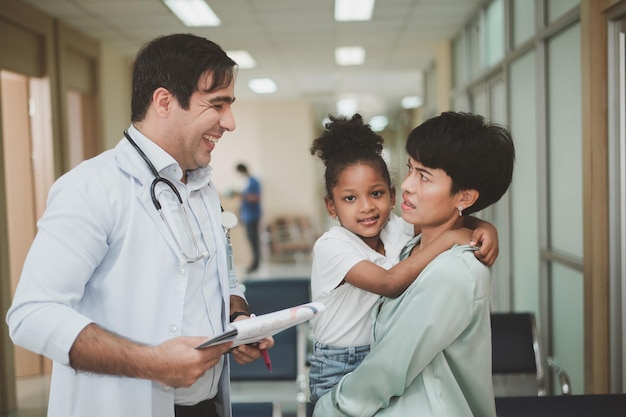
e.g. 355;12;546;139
307;113;498;404
313;111;515;417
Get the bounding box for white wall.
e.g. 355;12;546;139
211;99;323;228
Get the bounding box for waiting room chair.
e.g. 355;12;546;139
230;278;312;417
495;393;626;417
232;401;277;417
491;312;571;397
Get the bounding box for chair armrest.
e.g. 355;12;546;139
547;356;572;395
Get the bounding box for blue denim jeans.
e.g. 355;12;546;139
308;342;370;404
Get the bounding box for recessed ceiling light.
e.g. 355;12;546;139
336;98;357;116
248;78;277;94
163;0;221;27
335;0;375;21
226;50;257;69
401;96;423;109
369;115;388;132
335;46;365;66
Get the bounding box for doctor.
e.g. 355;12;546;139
6;33;272;417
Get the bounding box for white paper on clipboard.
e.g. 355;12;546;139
195;301;325;349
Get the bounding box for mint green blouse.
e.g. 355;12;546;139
314;243;497;417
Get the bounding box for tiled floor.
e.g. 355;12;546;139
10;260;312;417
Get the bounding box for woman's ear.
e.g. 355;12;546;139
458;189;479;211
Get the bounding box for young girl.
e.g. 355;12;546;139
308;114;498;403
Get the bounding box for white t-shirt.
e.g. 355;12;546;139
311;214;413;346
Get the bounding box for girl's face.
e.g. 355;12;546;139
326;163;395;250
400;157;461;231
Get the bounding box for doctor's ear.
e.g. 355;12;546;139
152;87;173;117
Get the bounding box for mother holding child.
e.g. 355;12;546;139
313;111;515;416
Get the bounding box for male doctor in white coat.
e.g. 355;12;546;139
6;33;272;417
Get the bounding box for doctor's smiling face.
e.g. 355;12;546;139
160;72;237;174
130;34;238;180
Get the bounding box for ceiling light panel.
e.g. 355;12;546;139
401;96;423;109
369;115;388;131
335;0;375;21
336;98;357;116
163;0;221;27
226;50;257;69
335;46;365;66
248;78;277;94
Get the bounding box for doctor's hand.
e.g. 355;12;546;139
228;314;275;365
149;336;232;388
230;336;275;365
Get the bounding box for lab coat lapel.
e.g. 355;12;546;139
115;139;183;261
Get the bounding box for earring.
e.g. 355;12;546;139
457;205;464;217
330;214;337;220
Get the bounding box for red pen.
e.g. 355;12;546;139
249;314;272;372
261;348;272;372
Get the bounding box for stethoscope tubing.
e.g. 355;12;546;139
123;130;206;263
124;130;183;210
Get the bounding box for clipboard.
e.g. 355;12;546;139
196;301;325;349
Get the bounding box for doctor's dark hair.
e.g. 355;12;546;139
131;33;237;122
406;111;515;215
310;113;392;200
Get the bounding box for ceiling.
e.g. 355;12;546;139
19;0;486;125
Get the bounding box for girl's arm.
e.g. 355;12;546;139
414;216;499;265
314;256;478;417
464;216;499;266
343;228;471;298
342;215;499;298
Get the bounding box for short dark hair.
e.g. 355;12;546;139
131;33;237;122
236;163;248;174
310;113;392;200
405;111;515;214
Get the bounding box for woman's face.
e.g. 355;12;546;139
326;163;395;249
400;157;461;229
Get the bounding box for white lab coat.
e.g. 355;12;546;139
6;129;244;417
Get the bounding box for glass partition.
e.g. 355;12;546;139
509;51;540;314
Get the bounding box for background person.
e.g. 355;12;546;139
6;33;271;417
235;163;262;273
314;111;515;416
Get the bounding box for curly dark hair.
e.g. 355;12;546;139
310;113;392;200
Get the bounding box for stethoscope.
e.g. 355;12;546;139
124;130;207;263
